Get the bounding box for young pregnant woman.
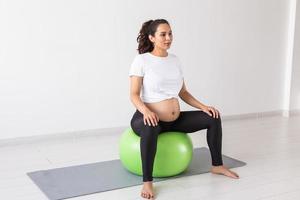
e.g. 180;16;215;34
129;19;239;200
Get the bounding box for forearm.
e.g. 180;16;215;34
130;94;150;114
179;91;207;110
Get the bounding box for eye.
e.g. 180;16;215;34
161;33;172;37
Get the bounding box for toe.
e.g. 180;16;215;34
229;172;238;179
233;171;240;178
229;170;239;178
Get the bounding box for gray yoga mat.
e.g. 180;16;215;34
27;147;246;200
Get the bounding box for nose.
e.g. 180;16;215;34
166;35;172;41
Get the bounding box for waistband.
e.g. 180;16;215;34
134;109;177;125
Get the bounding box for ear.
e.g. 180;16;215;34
148;35;155;43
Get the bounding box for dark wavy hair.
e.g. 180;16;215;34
136;19;170;54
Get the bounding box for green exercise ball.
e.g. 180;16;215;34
119;127;193;177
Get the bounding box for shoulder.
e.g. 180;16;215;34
168;53;181;63
168;52;177;58
132;53;148;62
168;53;180;60
131;53;146;65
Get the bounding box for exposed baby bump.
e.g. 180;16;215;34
145;98;180;122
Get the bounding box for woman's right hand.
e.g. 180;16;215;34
143;109;159;126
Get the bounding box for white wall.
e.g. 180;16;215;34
290;0;300;110
0;0;293;140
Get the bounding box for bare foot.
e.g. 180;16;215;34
141;181;155;199
211;165;239;179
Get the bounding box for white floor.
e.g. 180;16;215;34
1;115;300;200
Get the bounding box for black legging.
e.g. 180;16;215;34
130;109;223;182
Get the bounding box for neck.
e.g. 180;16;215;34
150;48;168;57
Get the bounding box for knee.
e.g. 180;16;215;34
215;116;222;124
140;125;161;139
207;115;222;127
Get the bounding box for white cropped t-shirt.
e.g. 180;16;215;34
129;52;184;103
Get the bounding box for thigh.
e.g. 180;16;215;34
131;109;163;136
170;110;215;133
130;110;145;136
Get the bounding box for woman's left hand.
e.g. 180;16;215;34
201;105;220;118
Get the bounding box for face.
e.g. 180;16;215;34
149;23;173;51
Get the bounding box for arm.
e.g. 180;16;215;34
129;76;159;126
179;80;220;118
178;80;207;110
129;76;150;114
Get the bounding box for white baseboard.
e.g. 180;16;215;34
222;110;284;121
0;127;126;148
1;109;299;147
288;109;300;116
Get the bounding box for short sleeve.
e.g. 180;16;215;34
129;55;144;77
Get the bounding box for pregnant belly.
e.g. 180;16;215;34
145;97;180;122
